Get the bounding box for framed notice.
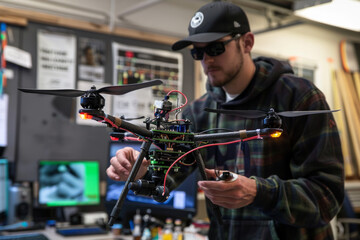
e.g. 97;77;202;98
78;37;106;82
37;30;76;89
111;42;183;125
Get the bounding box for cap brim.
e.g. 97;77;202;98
172;32;230;51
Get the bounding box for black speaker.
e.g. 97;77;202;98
7;184;32;224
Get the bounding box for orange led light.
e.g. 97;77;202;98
270;131;282;138
79;113;93;120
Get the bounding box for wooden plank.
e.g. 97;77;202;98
332;70;355;177
0;5;180;45
0;6;60;25
354;72;360;101
112;27;179;46
0;15;28;26
194;61;205;99
336;70;360;173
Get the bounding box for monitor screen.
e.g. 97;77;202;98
0;159;8;225
105;140;198;227
38;160;100;207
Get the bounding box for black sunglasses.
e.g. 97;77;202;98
190;34;241;60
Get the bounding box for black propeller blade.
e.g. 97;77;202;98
204;107;340;118
276;109;340;117
98;79;163;95
19;88;85;97
204;108;265;118
19;79;163;97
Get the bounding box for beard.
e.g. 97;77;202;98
205;47;244;88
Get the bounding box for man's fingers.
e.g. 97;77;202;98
106;165;121;181
204;168;218;179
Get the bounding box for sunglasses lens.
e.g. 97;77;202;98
206;42;225;56
190;42;226;60
191;48;204;60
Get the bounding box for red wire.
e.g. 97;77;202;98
162;135;260;196
103;116;165;151
167;90;188;113
124;137;144;142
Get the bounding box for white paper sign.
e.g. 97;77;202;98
37;30;76;89
0;94;8;147
4;45;32;69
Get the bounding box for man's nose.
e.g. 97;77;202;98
202;52;214;63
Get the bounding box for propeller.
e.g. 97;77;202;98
19;79;163;97
204;108;340;118
205;107;340;128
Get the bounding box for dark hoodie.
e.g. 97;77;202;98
182;57;344;240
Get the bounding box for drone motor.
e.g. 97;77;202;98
263;108;282;128
80;86;105;110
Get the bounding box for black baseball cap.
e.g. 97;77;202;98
172;2;251;51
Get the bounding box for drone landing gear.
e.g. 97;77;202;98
108;140;152;226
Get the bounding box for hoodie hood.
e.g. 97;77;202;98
206;57;294;106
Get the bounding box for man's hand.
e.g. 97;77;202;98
106;147;150;181
197;169;257;209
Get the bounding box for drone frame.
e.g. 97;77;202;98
78;105;283;226
19;81;284;227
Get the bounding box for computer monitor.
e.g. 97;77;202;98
38;160;100;207
105;140;198;227
0;159;8;225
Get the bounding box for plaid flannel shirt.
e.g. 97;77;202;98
181;57;344;240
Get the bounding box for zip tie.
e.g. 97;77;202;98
256;129;263;139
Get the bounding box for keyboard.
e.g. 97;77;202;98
0;232;49;240
56;226;108;236
3;222;46;232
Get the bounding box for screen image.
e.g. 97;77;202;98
105;141;198;226
38;160;100;207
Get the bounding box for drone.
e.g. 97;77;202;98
19;80;338;226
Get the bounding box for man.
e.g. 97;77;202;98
107;2;344;239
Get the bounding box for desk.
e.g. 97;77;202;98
1;227;132;240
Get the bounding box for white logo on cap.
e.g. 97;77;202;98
190;12;204;28
234;21;241;28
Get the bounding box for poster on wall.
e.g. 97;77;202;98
0;94;8;147
37;30;76;89
78;37;106;82
111;42;183;125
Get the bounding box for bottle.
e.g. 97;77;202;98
141;227;152;240
162;218;173;240
183;223;197;240
143;209;159;240
151;225;160;240
172;219;183;240
141;209;152;240
133;209;142;240
112;223;122;236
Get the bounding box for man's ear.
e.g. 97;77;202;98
243;32;254;53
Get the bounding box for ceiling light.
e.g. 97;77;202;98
294;0;360;32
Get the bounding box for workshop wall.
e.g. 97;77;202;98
3;21;194;182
